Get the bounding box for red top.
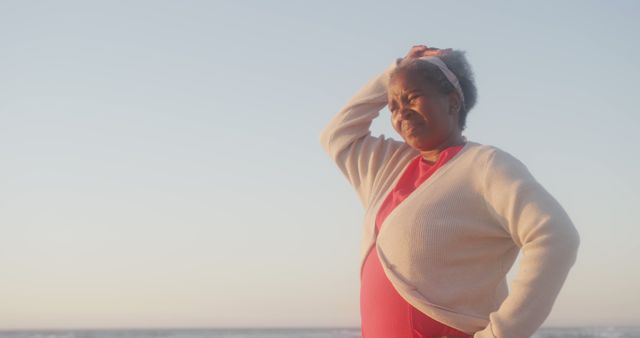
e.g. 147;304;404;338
360;143;472;338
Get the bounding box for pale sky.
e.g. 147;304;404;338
1;0;638;330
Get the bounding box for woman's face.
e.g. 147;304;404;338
387;70;460;151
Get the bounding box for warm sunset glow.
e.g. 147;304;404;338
0;0;638;332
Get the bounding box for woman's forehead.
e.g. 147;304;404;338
389;71;437;97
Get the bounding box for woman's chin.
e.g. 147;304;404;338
407;137;438;151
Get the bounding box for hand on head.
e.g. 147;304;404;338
400;44;452;65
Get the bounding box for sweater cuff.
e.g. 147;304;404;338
380;58;400;87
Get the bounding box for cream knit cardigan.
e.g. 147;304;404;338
319;59;580;338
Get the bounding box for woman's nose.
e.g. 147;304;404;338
398;105;415;119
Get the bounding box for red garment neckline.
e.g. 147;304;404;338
418;142;466;165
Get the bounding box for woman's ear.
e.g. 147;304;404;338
448;92;461;115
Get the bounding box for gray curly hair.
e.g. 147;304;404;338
390;50;478;132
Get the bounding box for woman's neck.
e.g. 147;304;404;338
419;133;466;164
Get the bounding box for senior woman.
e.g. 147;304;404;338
319;45;580;338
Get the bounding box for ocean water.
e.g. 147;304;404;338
0;327;639;338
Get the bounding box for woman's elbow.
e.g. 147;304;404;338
568;224;580;265
319;126;333;156
554;220;581;267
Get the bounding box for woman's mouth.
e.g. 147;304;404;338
403;122;424;134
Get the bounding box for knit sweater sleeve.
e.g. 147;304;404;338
319;59;408;208
474;148;581;338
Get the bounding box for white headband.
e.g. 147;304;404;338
418;56;465;111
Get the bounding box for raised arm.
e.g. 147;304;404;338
319;58;408;208
319;45;452;207
474;148;581;338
